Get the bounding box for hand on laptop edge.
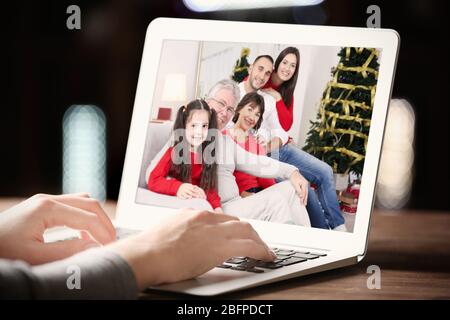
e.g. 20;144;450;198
0;193;116;265
107;208;277;290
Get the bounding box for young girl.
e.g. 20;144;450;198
223;92;276;197
148;99;222;213
262;46;300;132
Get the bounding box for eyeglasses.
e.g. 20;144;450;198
208;98;235;116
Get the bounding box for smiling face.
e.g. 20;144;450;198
235;103;262;132
248;57;273;91
206;88;237;130
276;53;297;82
185;110;210;149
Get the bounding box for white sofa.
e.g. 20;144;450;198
135;121;213;210
135;121;310;227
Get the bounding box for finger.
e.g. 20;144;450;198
197;187;206;199
295;180;307;206
183;190;195;198
300;182;308;206
218;221;266;246
185;188;198;198
296;183;304;204
224;239;275;262
303;185;308;206
257;136;266;145
194;187;206;199
189;188;202;199
294;183;303;199
80;230;91;241
37;238;101;264
179;193;191;199
43;195;115;239
42;200;114;244
195;212;240;224
301;189;307;206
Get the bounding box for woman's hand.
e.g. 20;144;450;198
107;209;276;289
289;170;309;206
261;88;282;102
255;134;267;147
176;183;206;199
0;193;116;265
265;137;283;153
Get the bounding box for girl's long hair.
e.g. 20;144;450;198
169;99;218;192
274;47;300;108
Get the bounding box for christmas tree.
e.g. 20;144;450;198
303;47;380;176
231;48;250;83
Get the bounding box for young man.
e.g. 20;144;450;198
238;56;347;231
234;55;288;153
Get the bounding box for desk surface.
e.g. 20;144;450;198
1;198;450;299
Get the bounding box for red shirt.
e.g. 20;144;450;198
263;78;294;132
148;147;221;209
223;130;276;194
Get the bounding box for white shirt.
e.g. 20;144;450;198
232;82;289;145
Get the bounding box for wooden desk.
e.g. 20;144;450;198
1;198;449;299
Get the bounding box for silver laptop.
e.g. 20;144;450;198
113;18;399;296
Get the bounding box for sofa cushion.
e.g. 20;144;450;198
139;121;173;188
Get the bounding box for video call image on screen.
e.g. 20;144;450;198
135;40;381;233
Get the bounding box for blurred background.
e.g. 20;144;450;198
1;0;449;211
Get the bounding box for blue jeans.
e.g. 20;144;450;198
270;143;345;229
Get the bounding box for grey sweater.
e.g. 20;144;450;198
0;248;138;299
147;134;298;204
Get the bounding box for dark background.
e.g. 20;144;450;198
1;0;449;211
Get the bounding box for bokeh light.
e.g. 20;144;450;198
63;105;107;202
376;98;415;209
183;0;324;12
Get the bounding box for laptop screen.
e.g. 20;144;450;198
136;39;381;234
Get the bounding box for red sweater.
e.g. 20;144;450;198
223;130;276;194
148;147;221;209
263;78;294;132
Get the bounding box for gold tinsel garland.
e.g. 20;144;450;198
233;48;250;74
310;47;379;173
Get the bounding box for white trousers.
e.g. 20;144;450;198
222;181;311;227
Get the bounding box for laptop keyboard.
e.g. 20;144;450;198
115;228;327;274
218;248;327;273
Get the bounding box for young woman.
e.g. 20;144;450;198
148;99;222;213
262;47;347;231
262;46;300;132
223;92;276;197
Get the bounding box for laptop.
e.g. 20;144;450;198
113;18;399;296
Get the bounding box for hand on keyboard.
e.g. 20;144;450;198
108;208;276;290
217;248;327;273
